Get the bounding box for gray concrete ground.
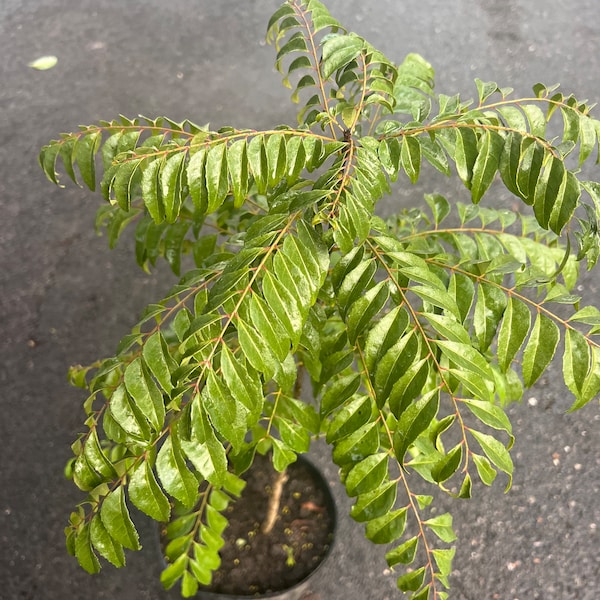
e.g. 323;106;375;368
1;1;599;599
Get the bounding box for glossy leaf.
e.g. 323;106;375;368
431;443;463;484
472;453;497;486
75;522;101;574
345;453;389;496
563;326;590;397
393;389;439;464
470;429;513;490
386;536;419;567
321;34;364;79
124;357;165;432
326;394;373;443
156;436;198;508
90;513;125;568
400;136;421;184
186;402;228;486
365;507;408;544
350;481;397;522
497;297;531;372
100;487;141;551
423;512;456;543
128;460;171;522
522;313;560;387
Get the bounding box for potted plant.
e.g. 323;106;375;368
39;0;600;598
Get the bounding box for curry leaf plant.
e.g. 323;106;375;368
40;1;600;598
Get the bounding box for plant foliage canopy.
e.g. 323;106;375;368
40;1;600;597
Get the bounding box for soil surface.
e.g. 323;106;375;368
200;454;335;596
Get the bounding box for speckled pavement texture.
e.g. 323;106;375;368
1;1;599;599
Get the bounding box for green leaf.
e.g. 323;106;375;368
83;428;117;480
276;415;310;452
262;269;305;347
203;371;248;450
350;481;397;522
326;394;373;443
74;131;101;191
141;158;165;222
578;114;597;166
74;522;101;574
364;306;410;373
108;384;151;441
345;453;389;496
321;373;361;416
321;34;364;79
386;536;419;567
432;547;456;581
143;332;175;393
336;258;377;317
90;513;125;568
206;143;229;212
186;402;227;486
474;283;507;352
220;346;263;426
411;285;461;320
365;507;408;544
181;570;199;597
248;135;268;194
388;358;430;418
124;357;165;432
423;512;456;543
472;453;497;486
227;139;248;207
563;328;591;397
187;147;208;213
471;130;504;203
497;297;531;371
431;443;463;484
396;567;426;592
160;554;188;590
424;193;451;226
393;389;439;464
100;487;141;551
248;295;290;361
332;422;380;466
285;136;307;182
435;340;492;380
458;472;472;498
374;330;420;407
160;152;186;223
533;156;580;234
113;158;143;211
266;134;287;186
271;438;298;472
237;319;278;381
128;460;171;522
156;435;198;508
522;313;560;387
400;136;421;184
453;127;478;188
39;142;62;185
462;399;513;437
470;429;513;490
29;55;58;70
475;78;499;103
449;272;475;323
570;346;600;411
516;139;544;201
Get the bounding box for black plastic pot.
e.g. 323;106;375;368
160;454;337;600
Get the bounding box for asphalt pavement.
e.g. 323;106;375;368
1;1;599;599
